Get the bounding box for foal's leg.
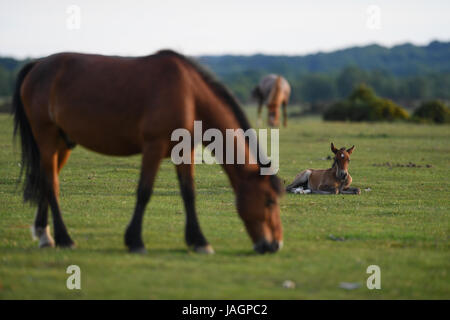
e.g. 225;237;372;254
125;142;164;253
340;188;361;195
311;190;335;195
285;170;311;192
32;148;72;248
311;185;339;195
176;161;213;254
282;102;287;127
339;175;361;194
31;198;53;247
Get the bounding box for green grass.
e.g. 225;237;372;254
0;109;449;299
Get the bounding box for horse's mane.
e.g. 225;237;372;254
156;50;252;132
155;50;282;195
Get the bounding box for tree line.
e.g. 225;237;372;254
0;41;449;110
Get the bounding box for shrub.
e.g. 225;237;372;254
324;84;409;122
412;100;450;124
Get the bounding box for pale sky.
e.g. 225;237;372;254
1;0;449;59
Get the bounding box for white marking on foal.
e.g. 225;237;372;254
293;187;311;194
341;153;345;158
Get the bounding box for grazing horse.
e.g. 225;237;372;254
12;50;283;254
285;143;361;195
251;74;291;127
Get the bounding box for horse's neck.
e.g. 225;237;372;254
198;101;260;192
267;77;283;105
330;159;338;172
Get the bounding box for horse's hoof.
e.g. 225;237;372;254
355;188;361;195
194;244;215;254
128;246;147;254
31;226;56;248
57;242;76;249
39;238;55;248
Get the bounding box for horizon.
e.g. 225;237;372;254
1;0;449;59
1;39;447;61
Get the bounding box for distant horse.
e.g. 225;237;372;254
285;143;361;195
12;50;283;254
251;74;291;127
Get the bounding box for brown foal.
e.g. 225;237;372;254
286;143;361;195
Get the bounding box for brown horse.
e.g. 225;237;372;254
12;50;283;254
285;143;361;195
252;74;291;127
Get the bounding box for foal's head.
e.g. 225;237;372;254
331;142;355;180
236;173;283;254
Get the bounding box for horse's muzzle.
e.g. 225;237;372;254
254;239;283;254
338;171;348;180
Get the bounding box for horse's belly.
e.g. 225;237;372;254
55;111;143;156
74;133;141;156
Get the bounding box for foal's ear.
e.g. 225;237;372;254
347;145;355;154
331;142;338;154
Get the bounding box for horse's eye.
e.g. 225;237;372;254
265;197;276;207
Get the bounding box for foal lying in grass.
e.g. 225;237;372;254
286;143;361;195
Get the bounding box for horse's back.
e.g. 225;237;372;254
21;52;194;156
258;74;290;102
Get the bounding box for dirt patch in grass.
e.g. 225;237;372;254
372;162;433;168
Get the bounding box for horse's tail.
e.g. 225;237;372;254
12;61;43;204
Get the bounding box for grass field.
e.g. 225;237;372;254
0;109;449;299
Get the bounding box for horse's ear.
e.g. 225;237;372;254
331;142;338;154
347;145;355;154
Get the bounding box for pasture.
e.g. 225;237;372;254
0;109;449;299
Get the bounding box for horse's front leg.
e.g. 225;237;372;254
176;152;213;254
311;185;338;195
340;187;361;195
339;175;361;194
125;142;165;253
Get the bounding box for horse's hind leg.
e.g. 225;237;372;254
125;142;165;253
36;140;74;247
31;198;53;247
176;157;213;254
32;145;72;248
285;170;311;192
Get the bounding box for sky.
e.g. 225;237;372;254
1;0;449;59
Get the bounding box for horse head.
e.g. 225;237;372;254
236;172;284;253
331;142;355;180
